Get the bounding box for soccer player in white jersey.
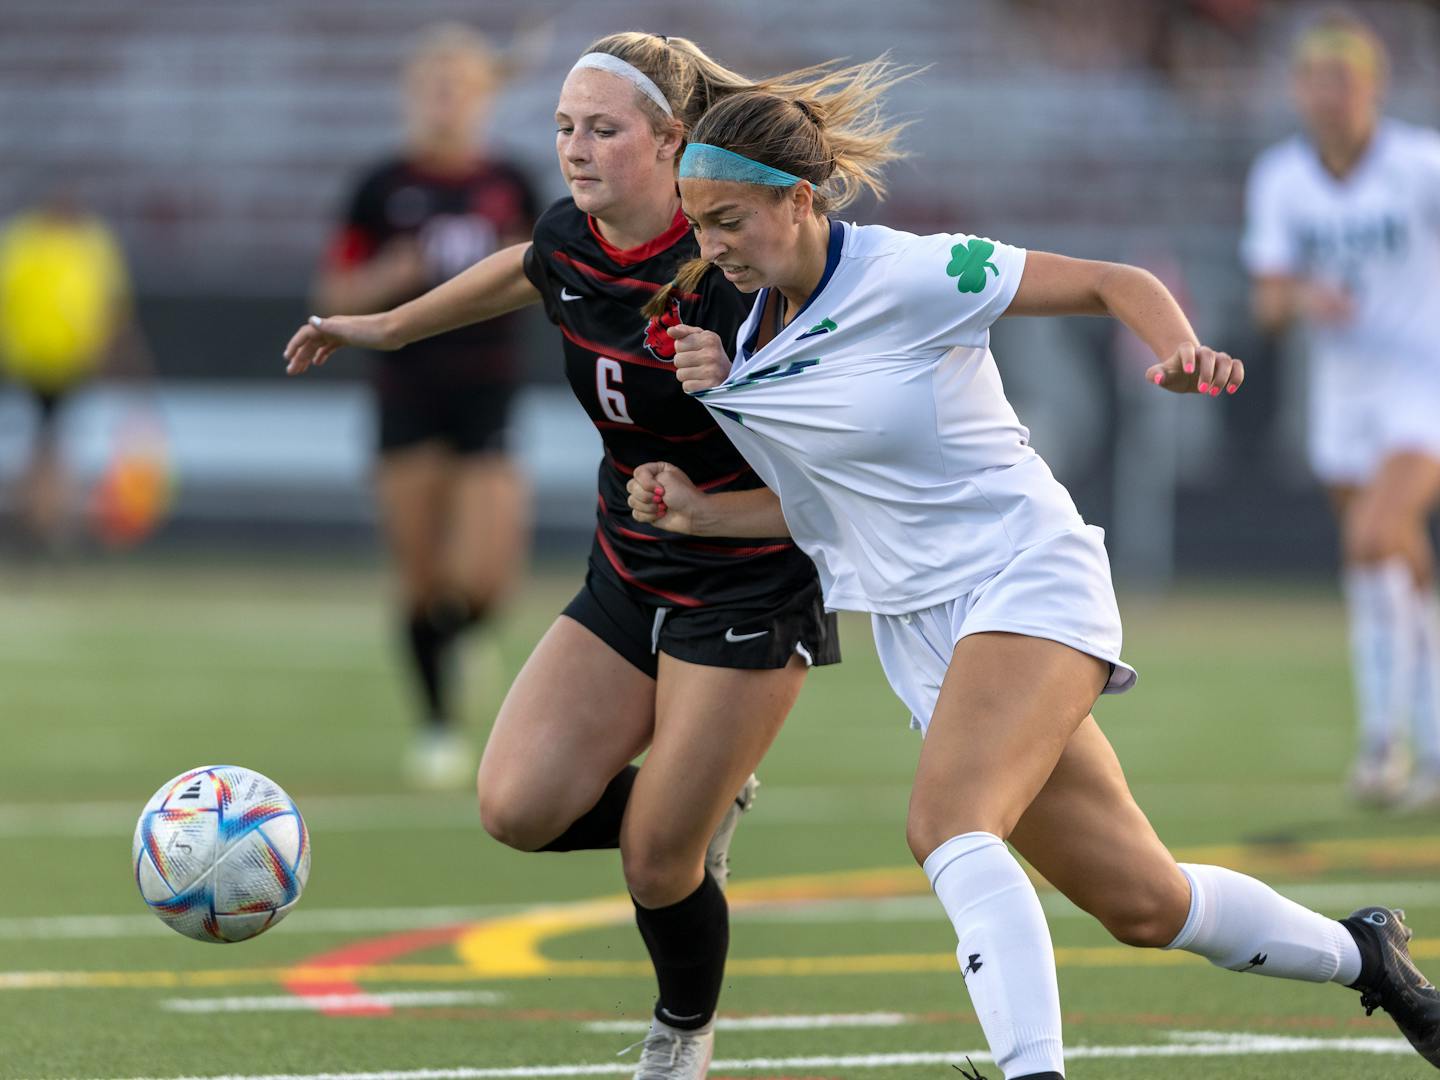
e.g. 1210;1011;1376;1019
1243;10;1440;808
624;62;1440;1079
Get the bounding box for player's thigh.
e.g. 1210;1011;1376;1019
908;631;1107;859
477;615;656;849
375;444;450;602
1009;714;1190;948
621;653;807;899
1345;452;1440;566
443;451;531;604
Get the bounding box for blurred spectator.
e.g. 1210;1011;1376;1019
0;189;150;552
311;23;539;789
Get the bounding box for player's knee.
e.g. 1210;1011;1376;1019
620;834;697;907
477;788;556;852
1093;881;1190;949
1344;515;1406;566
904;804;1014;866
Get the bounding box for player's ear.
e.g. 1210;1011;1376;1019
789;180;815;224
655;121;684;164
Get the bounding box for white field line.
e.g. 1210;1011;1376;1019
0;903;532;941
9;881;1438;943
0;786;912;839
584;1012;911;1033
161;991;504;1013
91;1031;1416;1080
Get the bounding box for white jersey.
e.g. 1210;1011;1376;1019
1242;119;1440;368
692;221;1085;616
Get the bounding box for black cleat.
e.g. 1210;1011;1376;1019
1341;906;1440;1068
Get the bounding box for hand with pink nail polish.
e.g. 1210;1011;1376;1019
1146;341;1246;397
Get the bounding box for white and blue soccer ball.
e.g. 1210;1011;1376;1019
132;765;310;943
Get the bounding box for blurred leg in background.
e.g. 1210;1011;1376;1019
1337;451;1440;809
378;434;530;789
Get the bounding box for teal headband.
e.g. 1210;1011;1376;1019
678;143;801;187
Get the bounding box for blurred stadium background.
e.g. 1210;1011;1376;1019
6;3;1440;1078
2;0;1437;573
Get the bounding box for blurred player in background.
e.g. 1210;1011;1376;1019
1243;9;1440;808
0;189;150;554
290;33;841;1078
313;24;539;789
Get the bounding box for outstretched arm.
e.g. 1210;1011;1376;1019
285;242;540;374
628;462;791;538
1005;252;1244;396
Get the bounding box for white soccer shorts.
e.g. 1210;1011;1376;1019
1308;355;1440;486
870;525;1136;734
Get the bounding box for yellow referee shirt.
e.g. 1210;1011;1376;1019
0;211;129;391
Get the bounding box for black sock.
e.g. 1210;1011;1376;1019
539;765;638;851
633;872;728;1031
404;596;483;727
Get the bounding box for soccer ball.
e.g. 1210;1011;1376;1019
132;765;310;943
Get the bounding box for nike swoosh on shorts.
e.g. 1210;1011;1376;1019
724;628;770;643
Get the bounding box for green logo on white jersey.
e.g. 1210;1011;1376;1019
946;239;999;294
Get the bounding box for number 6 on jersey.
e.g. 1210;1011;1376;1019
596;356;634;424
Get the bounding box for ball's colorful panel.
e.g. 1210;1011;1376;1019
260;813;304;869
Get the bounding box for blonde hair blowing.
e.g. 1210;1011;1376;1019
643;55;918;318
1293;7;1388;83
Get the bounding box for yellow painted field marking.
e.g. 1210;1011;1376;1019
6;836;1439;992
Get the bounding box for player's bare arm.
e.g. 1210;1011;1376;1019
1006;251;1245;396
285;242;540;375
1251;272;1356;333
628;461;789;538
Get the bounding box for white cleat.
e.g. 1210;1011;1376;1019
625;1016;715;1080
405;728;475;791
705;774;759;890
1351;748;1410;808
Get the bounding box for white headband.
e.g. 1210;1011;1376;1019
570;52;673;118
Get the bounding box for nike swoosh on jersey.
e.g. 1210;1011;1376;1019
560;288;583;301
724;628;770;642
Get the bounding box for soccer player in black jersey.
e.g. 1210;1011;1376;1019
311;24;539;790
285;32;839;1079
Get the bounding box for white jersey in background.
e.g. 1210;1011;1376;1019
691;221;1085;616
1242;119;1440;481
1243;119;1440;364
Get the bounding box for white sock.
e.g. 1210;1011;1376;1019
924;832;1064;1079
1412;584;1440;774
1343;560;1419;759
1164;863;1361;985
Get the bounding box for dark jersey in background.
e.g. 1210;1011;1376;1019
524;197;820;610
328;157;538;397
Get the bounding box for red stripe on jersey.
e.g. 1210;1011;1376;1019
698;465;755;491
587;209;690;267
594;420;721;442
327;226;375;270
560;325;676;371
593;527;704;608
552;251;701;301
611;522;794;558
683;540;795;557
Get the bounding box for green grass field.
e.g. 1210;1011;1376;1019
3;558;1439;1080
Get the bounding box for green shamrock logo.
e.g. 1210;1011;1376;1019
946;239;999;294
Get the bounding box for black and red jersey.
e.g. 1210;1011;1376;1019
329;156;538;386
524;197;818;609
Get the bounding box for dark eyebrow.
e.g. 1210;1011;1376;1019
700;204;744;218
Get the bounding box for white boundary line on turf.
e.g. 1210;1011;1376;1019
92;1031;1416;1079
11;881;1440;942
584;1012;911;1032
162;991;506;1013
